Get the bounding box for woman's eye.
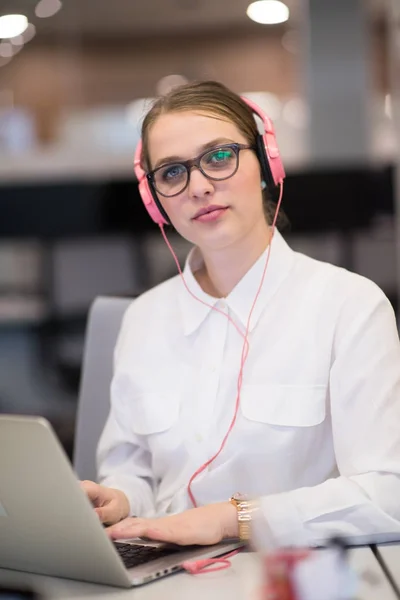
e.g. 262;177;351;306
206;148;234;164
161;164;186;181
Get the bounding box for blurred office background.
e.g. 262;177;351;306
0;0;399;455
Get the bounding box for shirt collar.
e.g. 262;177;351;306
178;229;295;336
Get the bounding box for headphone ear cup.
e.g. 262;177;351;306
138;178;169;225
255;134;275;192
241;96;285;193
134;140;170;225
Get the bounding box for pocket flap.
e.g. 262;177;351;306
241;384;326;427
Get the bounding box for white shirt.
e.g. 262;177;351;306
97;230;400;547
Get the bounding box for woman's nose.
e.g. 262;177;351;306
187;167;214;198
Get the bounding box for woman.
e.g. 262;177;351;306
82;80;400;548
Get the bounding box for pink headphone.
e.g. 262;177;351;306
133;96;285;226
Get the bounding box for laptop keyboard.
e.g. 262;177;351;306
114;542;182;569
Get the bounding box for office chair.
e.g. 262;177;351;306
73;295;132;482
39;235;141;396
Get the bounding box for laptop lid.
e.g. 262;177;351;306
0;415;241;587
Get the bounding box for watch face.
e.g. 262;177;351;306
232;492;247;502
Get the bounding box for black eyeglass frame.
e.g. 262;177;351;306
146;143;255;198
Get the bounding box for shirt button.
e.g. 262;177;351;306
195;433;203;442
216;299;227;310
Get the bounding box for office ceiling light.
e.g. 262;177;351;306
22;23;36;43
10;33;24;46
11;23;36;46
35;0;62;19
246;0;289;25
0;14;28;39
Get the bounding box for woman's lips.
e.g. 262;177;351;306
193;206;229;222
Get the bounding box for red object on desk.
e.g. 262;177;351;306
261;549;310;600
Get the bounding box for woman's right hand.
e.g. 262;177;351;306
80;480;130;525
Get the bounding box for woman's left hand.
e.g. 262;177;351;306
106;502;238;546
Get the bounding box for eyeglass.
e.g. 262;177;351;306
146;143;254;198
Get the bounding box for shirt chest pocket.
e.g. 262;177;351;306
240;384;327;427
130;393;180;435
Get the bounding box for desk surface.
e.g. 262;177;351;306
375;545;400;595
0;548;398;600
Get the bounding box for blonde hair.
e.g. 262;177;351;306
141;80;258;170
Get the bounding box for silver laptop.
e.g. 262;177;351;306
0;415;242;588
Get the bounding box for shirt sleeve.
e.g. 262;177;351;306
259;277;400;547
96;308;156;518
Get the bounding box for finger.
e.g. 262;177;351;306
94;506;111;524
106;518;146;539
95;499;122;525
80;480;101;503
108;520;184;545
143;526;182;544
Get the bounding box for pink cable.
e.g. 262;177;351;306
181;549;242;574
160;229;249;350
158;183;284;573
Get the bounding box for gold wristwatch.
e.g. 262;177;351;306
229;492;254;542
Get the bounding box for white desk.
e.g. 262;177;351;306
374;544;400;595
0;548;397;600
